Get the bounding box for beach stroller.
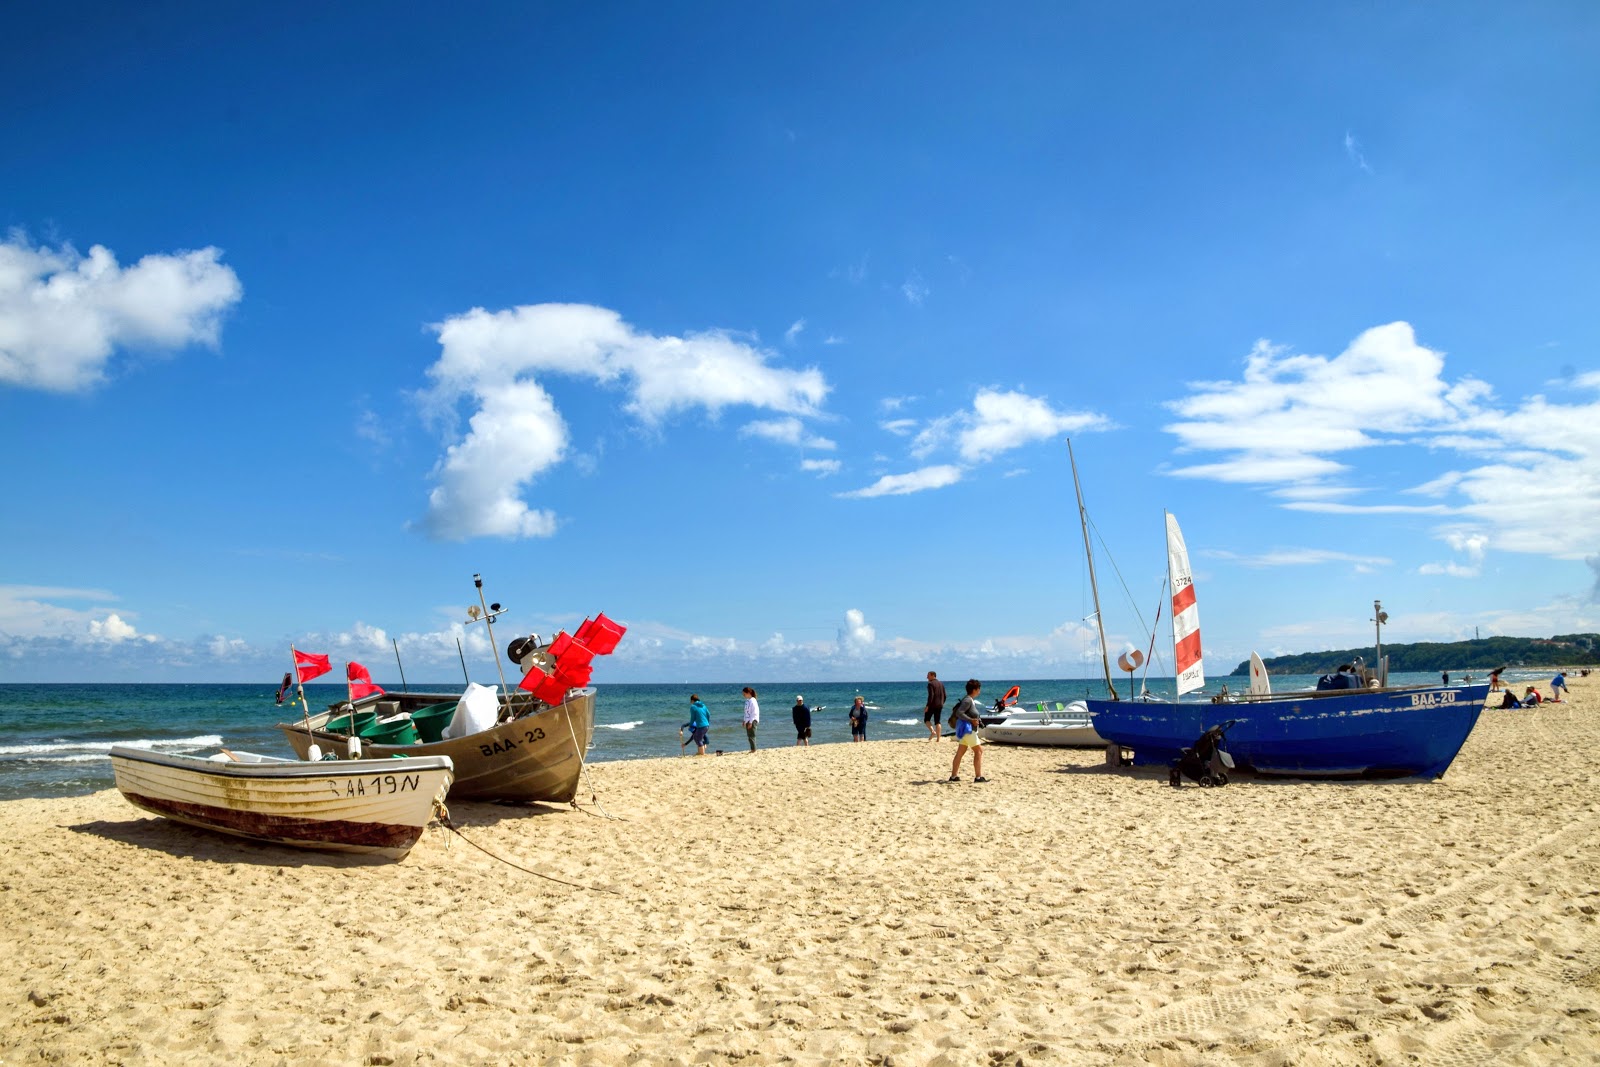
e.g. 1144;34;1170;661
1169;719;1236;788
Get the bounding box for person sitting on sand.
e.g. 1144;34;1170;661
848;696;868;742
1498;690;1524;710
792;695;812;747
948;679;988;783
680;694;711;756
1551;672;1569;702
1524;686;1543;706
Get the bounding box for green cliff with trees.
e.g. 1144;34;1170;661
1229;634;1600;676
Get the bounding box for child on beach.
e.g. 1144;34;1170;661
742;687;760;751
947;679;988;782
680;695;711;756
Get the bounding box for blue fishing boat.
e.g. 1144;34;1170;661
1064;443;1489;780
1088;683;1490;779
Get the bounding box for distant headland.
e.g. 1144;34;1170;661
1230;633;1600;676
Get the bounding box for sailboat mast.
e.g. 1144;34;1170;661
1069;440;1118;700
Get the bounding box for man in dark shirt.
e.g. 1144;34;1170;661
925;671;947;742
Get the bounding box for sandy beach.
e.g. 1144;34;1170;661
1;680;1596;1066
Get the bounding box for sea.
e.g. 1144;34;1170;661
0;667;1558;801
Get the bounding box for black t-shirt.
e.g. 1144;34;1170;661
927;679;947;709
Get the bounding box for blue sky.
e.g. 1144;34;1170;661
3;3;1597;685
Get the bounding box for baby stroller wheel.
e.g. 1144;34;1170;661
1198;774;1215;788
1214;771;1229;786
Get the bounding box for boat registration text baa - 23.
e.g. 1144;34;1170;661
479;727;546;758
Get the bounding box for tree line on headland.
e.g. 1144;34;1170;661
1229;634;1600;676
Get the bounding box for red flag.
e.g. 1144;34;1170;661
547;631;595;669
574;613;626;655
294;649;332;683
531;671;569;705
555;662;593;689
517;664;548;693
346;661;384;700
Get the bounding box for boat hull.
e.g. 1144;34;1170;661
276;689;595;802
981;702;1106;747
1087;683;1489;779
110;748;454;859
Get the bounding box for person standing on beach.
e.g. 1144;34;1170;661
1551;671;1569;702
924;671;947;741
1489;667;1506;692
947;678;988;782
791;694;812;747
742;687;760;751
1442;671;1450;685
681;694;711;756
849;695;868;742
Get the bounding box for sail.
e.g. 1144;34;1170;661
1166;512;1204;696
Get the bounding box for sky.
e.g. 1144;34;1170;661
2;3;1598;685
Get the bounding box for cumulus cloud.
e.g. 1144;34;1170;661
87;613;143;642
837;464;963;499
801;458;841;476
421;303;830;540
1163;321;1600;564
842;387;1110;499
0;234;242;392
837;608;876;654
739;417;836;451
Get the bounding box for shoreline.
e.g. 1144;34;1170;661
1;680;1595;1064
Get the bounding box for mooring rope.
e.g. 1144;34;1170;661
438;812;623;895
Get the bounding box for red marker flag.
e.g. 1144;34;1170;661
555;662;593;689
531;671;570;706
346;661;384;700
547;631;595;669
517;664;547;693
294;649;332;683
574;613;626;655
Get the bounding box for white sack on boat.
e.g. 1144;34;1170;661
444;682;501;739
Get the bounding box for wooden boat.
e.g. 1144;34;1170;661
109;747;454;859
275;687;595;803
981;700;1106;747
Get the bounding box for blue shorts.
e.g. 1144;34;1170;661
690;726;708;745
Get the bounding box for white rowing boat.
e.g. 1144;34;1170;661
110;747;454;860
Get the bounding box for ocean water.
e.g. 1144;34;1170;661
0;668;1549;800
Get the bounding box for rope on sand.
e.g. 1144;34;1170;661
438;813;624;895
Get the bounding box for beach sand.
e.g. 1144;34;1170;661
2;681;1596;1066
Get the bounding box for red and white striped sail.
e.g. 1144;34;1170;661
1166;512;1204;696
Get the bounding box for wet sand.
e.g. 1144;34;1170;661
1;679;1595;1065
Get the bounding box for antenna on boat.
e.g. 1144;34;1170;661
1373;599;1389;686
1069;439;1118;700
392;638;409;693
469;573;512;699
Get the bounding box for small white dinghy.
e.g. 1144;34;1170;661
110;746;454;860
980;700;1106;747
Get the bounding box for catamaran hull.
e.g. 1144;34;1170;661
1088;683;1489;779
277;689;595;803
110;748;454;859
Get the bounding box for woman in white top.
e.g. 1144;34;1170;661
742;687;760;751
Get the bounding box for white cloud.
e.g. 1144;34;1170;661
0;584;122;639
1205;548;1393;569
88;613;143;642
823;335;845;345
1419;561;1480;577
837;464;963;498
785;318;806;344
1343;130;1374;174
1163;321;1600;564
880;418;917;436
901;272;928;305
0;234;242;392
739;417;836;450
837;608;876;654
914;388;1110;464
801;458;841;476
421;303;830;540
